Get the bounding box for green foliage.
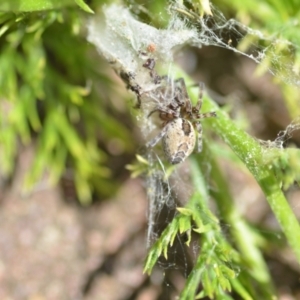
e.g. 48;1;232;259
0;3;134;203
125;0;300;297
126;155;151;178
215;0;300;117
144;178;241;299
140;0;300;295
263;147;300;190
142;148;277;298
0;0;93;13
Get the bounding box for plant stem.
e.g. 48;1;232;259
206;103;300;265
173;66;300;266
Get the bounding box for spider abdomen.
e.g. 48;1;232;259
162;119;196;164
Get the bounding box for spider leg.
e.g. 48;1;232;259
148;108;161;118
195;121;203;153
193;82;217;120
195;82;205;112
146;122;172;148
174;78;191;113
148;107;179;118
198;112;217;119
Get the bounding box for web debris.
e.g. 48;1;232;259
87;3;299;249
87;4;201;246
172;3;300;86
258;116;300;150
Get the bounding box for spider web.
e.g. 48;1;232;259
87;2;300;145
87;1;300;294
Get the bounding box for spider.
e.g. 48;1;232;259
146;77;217;164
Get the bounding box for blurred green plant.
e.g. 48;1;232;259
0;0;134;204
0;0;93;13
214;0;300;118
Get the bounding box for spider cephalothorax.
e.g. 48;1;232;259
147;77;217;164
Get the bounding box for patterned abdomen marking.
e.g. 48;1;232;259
162;119;196;164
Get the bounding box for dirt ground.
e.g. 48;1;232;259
0;145;149;300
